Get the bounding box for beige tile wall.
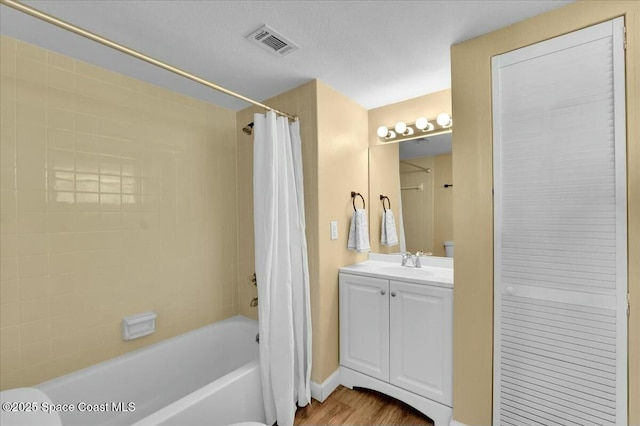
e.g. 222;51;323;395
0;36;238;390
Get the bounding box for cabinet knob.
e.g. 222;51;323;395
380;290;386;295
391;292;397;297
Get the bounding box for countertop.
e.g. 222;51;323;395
339;254;453;289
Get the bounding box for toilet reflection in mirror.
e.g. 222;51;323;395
369;132;453;257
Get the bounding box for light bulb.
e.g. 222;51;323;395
415;117;434;132
436;113;452;128
377;126;389;138
394;121;407;135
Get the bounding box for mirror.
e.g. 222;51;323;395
368;132;453;257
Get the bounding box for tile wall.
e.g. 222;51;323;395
0;36;238;390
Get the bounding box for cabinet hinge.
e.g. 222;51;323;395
623;26;627;50
627;293;631;318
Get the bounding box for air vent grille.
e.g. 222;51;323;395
245;25;299;57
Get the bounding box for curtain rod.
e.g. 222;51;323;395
0;0;298;121
400;160;431;174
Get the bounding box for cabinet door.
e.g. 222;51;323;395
339;273;389;381
389;280;452;406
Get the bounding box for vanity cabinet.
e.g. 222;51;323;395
339;274;389;381
389;280;452;406
339;271;453;424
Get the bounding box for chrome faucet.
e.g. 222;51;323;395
401;250;432;268
414;251;423;268
401;252;414;267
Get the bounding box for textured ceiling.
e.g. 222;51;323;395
0;0;573;111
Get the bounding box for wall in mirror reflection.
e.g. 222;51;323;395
399;149;452;257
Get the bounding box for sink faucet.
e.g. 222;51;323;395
414;251;423;268
401;252;414;267
401;251;432;268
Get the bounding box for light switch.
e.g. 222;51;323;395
330;221;338;240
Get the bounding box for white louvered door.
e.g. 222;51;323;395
492;18;627;426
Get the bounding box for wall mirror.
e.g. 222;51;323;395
368;132;453;257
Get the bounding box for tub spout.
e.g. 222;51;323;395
250;297;258;307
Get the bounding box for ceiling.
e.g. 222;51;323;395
399;132;452;160
0;0;573;111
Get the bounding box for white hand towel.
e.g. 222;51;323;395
347;208;371;253
380;210;399;246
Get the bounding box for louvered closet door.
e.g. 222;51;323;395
492;18;627;426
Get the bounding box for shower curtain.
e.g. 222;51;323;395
253;111;312;426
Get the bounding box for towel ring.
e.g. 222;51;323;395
351;191;365;211
380;195;391;212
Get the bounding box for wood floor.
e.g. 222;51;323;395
294;385;434;425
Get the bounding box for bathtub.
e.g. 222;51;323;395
33;315;265;426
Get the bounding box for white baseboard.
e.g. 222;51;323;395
310;368;340;402
449;421;468;426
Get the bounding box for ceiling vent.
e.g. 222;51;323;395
245;24;299;57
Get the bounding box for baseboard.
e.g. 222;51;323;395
449;421;468;426
310;368;340;403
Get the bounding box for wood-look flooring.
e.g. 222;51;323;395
294;385;434;425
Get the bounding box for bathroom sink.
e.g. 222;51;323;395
378;266;435;278
340;257;454;288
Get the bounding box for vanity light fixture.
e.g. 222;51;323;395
377;125;397;139
394;121;414;136
377;113;452;142
436;112;453;128
415;117;434;132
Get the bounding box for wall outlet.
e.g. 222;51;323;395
330;221;338;240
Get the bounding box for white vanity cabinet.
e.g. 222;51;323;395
339;262;453;426
339;274;389;381
389;280;452;406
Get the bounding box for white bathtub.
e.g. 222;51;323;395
34;315;265;426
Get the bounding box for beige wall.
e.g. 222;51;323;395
398;153;453;256
367;90;452;254
368;89;451;148
368;143;400;254
315;81;369;382
0;36;239;390
432;154;453;257
451;1;640;425
235;80;368;384
399;156;434;254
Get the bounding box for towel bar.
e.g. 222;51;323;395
351;191;365;211
380;195;391;212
